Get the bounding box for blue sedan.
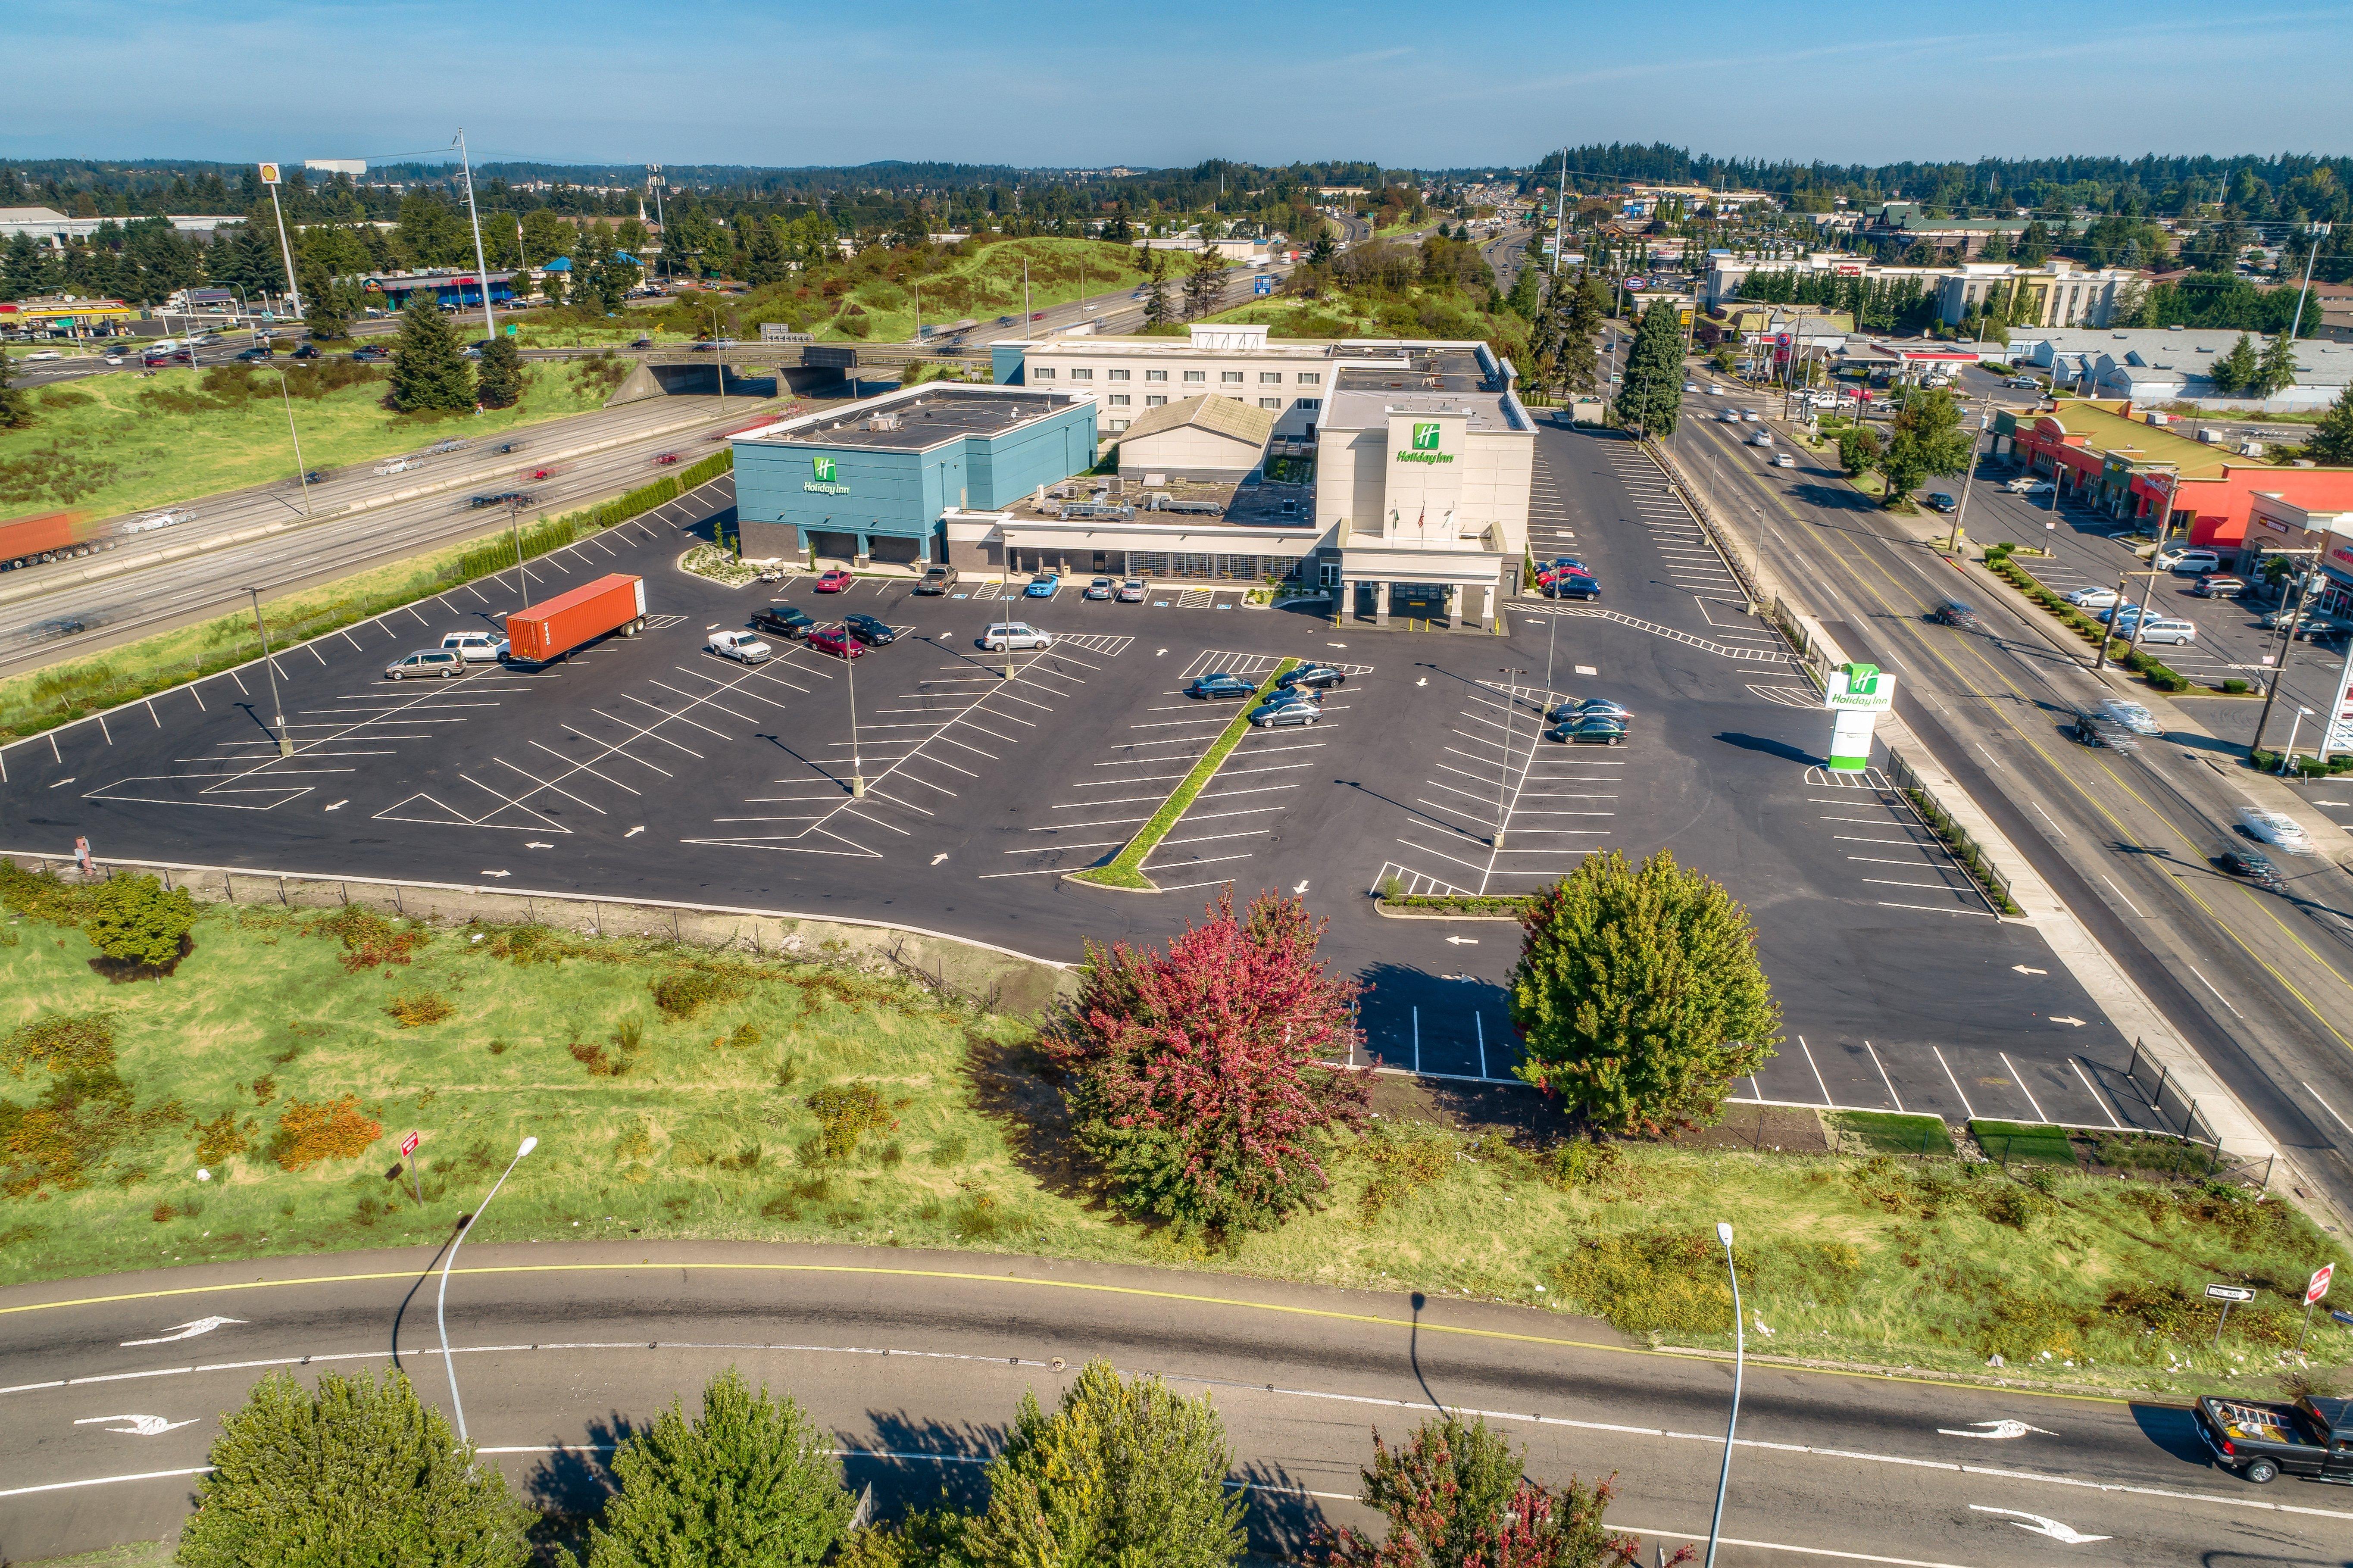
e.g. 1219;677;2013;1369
1545;573;1600;600
1187;673;1257;700
1024;573;1060;598
1248;700;1320;728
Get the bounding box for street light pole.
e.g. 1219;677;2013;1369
452;129;498;347
1944;390;1991;554
2091;573;2129;672
846;631;865;798
2288;224;2333;340
2253;563;2322;755
1703;1220;1746;1568
244;586;293;759
251;364;312;515
435;1135;535;1446
1494;667;1527;849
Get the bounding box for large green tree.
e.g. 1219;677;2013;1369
587;1368;853;1568
2210;332;2259;395
2303;386;2353;466
1319;1415;1647;1568
175;1368;530;1568
1877;385;1974;507
1615;299;1684;436
84;872;197;968
2253;331;2301;398
299;259;347;341
1183;248;1226;320
959;1359;1246;1568
474;334;523;409
0;347;31;430
389;291;474;413
1509;849;1778;1137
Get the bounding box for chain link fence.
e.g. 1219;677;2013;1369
1882;748;2020;915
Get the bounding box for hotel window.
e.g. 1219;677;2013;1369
1109;394;1130;406
1107;368;1130;381
1147;369;1168;381
1146;395;1167;407
1070;368;1092;381
1033;366;1055;378
1259;398;1281;409
1296;398;1321;411
1220;371;1244;384
1109;419;1130;431
1183;370;1206;383
1297;372;1321;385
1259;372;1281;384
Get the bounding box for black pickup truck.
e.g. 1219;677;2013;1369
2195;1394;2353;1484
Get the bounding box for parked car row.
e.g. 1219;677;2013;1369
1535;556;1601;600
1182;662;1350;728
744;602;900;660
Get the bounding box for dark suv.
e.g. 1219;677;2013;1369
752;605;816;640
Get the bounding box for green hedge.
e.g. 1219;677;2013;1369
2251;748;2353;778
1985;555;2193;691
1379;893;1535;915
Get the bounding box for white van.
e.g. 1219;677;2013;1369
441;631;506;662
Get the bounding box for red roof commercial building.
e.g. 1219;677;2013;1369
1992;400;2353;559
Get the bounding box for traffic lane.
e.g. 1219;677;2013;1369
0;1243;2303;1509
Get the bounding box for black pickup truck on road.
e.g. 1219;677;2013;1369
2195;1394;2353;1484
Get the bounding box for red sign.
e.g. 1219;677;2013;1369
2310;1263;2334;1305
401;1131;421;1158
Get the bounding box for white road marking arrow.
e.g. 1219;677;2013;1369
1156;648;1167;656
2011;965;2047;975
1292;880;1309;895
1416;677;1428;687
1940;1419;2057;1440
2049;1015;2088;1028
524;841;553;849
480;870;512;879
1445;935;1478;946
323;800;347;812
48;777;76;787
76;1414;198;1437
931;853;950;865
1968;1506;2109;1545
122;1316;245;1347
624;826;645;838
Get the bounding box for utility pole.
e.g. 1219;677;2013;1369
1944;390;1992;553
1550;149;1568;282
2288;224;2333;340
453;129;497;346
2253;557;2322;754
245;586;292;759
2091;573;2129;672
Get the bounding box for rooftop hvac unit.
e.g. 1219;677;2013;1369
865;412;903;431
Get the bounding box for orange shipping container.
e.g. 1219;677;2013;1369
0;512;81;562
501;573;647;664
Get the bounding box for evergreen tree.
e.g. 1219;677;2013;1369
299;260;346;340
474;335;523;409
0;347;32;430
1505;259;1542;320
587;1369;853;1568
1509;849;1778;1137
1557;272;1605;397
2303;386;2353;466
1306;231;1337;267
742;216;791;287
960;1359;1246;1568
2253;331;2301;397
1183;247;1226;320
389;292;475;413
2210;332;2259;395
1616;299;1685;436
175;1368;530;1568
1879;384;1974;506
1143;251;1173;328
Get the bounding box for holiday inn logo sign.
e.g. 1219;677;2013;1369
803;454;850;496
1396;422;1454;464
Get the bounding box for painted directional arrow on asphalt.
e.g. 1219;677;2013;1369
121;1316;244;1347
480;870;512;879
1969;1506;2109;1545
1939;1419;2056;1440
76;1414;199;1437
2049;1015;2088;1027
1445;935;1478;945
2011;965;2047;975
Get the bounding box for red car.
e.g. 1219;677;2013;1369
528;466;553;480
806;625;863;659
652;452;681;466
813;568;853;593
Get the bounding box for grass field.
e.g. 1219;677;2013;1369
809;238;1159;344
0;357;629;524
0;886;2344;1395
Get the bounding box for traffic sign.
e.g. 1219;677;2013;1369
2205;1284;2256;1303
401;1130;421;1158
2309;1263;2335;1305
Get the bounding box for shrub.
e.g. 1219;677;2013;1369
1042;891;1368;1237
1356;1124;1453;1224
268;1096;382;1171
1553;1229;1743;1337
1318;1415;1553;1568
310;906;430;971
176;1369;531;1568
0;1012;178;1196
192;1110;252;1165
82;873;198;969
0;860;105;924
652;965;752;1019
384;991;455;1028
1544;1137;1620;1189
804;1083;892;1163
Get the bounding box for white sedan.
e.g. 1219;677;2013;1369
22;349;62;362
706;629;773;664
2238;808;2312;855
2064;587;2124;609
123;509;192;534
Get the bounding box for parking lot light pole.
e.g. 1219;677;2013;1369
2281;708;2315;775
2253;559;2322;754
1494;667;1527;848
244;586;292;758
846;630;866;798
250;364;312;515
436;1135;534;1446
1704;1220;1745;1568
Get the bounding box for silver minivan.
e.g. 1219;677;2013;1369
385;648;463;679
2135;618;2197;647
980;622;1053;651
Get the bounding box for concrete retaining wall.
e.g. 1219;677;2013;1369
2;852;1078;1020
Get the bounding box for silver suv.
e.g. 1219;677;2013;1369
385;649;463;680
980;622;1053;651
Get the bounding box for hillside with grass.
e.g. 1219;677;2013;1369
0;356;632;524
0;868;2341;1397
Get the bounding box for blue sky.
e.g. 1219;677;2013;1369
7;0;2348;170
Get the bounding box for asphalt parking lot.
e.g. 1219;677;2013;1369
0;433;2167;1133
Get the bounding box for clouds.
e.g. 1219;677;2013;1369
3;0;2346;167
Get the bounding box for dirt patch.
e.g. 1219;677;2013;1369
1671;1104;1830;1153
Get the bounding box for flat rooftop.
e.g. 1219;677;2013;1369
1323;345;1529;434
750;387;1082;452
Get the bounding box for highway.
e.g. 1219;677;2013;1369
0;394;759;680
0;1241;2335;1566
1667;375;2353;1222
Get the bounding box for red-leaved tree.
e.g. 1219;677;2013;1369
1042;891;1367;1237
